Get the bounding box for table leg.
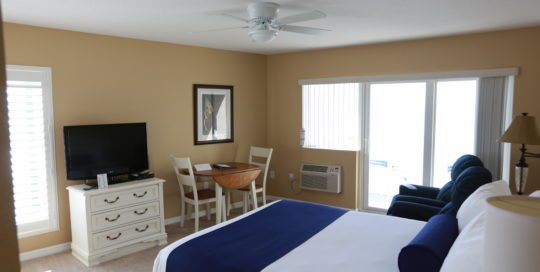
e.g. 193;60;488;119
250;181;258;210
215;183;223;224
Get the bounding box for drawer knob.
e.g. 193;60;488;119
136;225;149;233
104;196;120;204
105;214;121;222
106;232;122;240
134;208;148;215
133;191;148;198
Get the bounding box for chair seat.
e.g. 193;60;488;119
238;183;263;191
185;189;216;200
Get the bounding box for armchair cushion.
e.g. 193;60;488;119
449;154;484;181
438;166;493;216
436;154;484;202
435;181;454;203
387;201;442;222
392;195;446;208
399;184;440;199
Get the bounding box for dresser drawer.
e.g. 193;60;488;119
90;185;158;212
91;201;160;232
92;218;161;250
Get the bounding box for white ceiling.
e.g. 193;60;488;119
3;0;540;55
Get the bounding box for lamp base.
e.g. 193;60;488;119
515;165;528;195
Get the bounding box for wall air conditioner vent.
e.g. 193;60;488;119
302;164;328;173
300;163;341;194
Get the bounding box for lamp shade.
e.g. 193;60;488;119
498;113;540;145
484;196;540;272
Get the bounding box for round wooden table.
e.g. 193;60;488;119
192;162;261;224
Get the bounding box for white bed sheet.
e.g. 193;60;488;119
153;201;425;272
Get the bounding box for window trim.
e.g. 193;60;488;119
298;67;518;85
7;65;59;238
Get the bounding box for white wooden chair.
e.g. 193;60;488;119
171;156;226;232
227;146;273;214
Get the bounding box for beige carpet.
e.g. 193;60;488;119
21;209;244;272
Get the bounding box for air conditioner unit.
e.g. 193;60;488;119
300;163;341;194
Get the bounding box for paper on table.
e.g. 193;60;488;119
194;163;212;171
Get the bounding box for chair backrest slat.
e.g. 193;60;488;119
249;146;272;159
170;155;198;199
248;146;273;188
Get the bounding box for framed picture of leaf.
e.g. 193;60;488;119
193;84;234;145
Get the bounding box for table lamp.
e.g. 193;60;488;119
498;113;540;194
484;196;540;272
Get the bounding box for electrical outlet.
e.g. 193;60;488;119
288;173;295;182
269;170;275;179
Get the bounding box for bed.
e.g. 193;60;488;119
153;200;425;272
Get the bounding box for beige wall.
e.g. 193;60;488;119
4;23;267;253
0;19;21;271
266;26;540;209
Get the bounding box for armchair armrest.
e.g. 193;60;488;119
399;184;440;199
392;195;447;208
387;201;442;222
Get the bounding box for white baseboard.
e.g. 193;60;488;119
266;195;287;201
20;242;71;262
164;201;244;225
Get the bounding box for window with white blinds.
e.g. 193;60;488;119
302;83;361;151
6;65;58;238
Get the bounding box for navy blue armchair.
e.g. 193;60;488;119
387;155;487;221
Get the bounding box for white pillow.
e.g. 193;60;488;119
440;212;485;272
456;180;510;231
530;190;540;198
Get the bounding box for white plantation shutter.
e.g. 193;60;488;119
302;83;361;151
6;65;58;238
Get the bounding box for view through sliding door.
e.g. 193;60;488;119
364;79;477;210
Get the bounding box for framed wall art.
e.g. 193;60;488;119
193;84;234;145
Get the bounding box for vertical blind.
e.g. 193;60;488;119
6;66;58;237
476;76;507;180
302;83;360;151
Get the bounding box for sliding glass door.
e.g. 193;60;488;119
368;82;427;209
365;79;478;210
432;80;477;187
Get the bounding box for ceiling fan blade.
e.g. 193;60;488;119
221;12;249;23
277;10;326;25
196;26;248;33
280;25;331;35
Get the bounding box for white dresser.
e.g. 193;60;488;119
67;178;167;266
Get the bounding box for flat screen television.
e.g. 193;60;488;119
64;123;149;180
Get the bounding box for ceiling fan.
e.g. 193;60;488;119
213;2;330;43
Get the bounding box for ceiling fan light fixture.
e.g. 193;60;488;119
212;2;329;43
249;29;278;43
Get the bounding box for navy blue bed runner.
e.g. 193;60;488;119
165;200;347;272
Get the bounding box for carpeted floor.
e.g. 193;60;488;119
21;209;244;272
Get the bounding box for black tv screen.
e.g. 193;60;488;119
64;123;149;180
